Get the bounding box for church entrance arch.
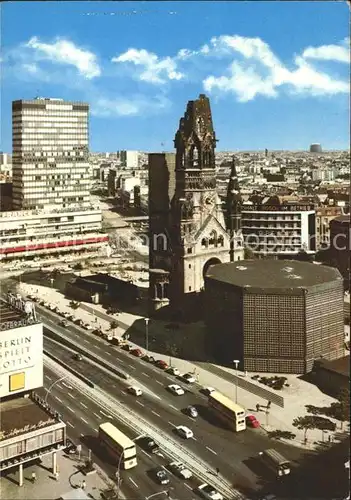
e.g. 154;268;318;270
203;257;221;279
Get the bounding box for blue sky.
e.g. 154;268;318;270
2;1;349;152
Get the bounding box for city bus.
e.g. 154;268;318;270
98;422;137;470
208;391;246;431
259;448;291;477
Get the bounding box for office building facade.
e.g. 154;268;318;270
12;98;91;210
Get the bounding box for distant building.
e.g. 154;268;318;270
117;150;139;169
312;356;350;397
12;98;91;210
0;293;66;482
310;143;322;153
0;182;13;211
204;260;345;373
241;195;316;258
315;206;343;249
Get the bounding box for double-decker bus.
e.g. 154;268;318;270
98;422;137;470
208;391;246;432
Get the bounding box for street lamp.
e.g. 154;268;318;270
145;491;170;500
115;451;124;499
233;359;240;403
145;318;149;354
45;375;69;403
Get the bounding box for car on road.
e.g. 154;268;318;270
155;359;168;370
73;353;83;361
121;343;133;352
151;467;170;485
136;436;160;454
131;348;144;357
83;323;92;330
142;354;155;363
127;386;143;396
176;425;193;439
246;414;260;428
167;384;185;396
197;483;223;500
186;405;198;418
202;387;215;396
168;461;193;479
167;367;180;376
59;320;68;327
181;373;196;384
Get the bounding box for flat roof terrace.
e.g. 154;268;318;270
0;397;58;439
0;299;39;331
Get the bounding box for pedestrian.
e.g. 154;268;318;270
328;434;331;443
31;472;36;483
81;480;86;490
267;400;271;409
256;403;260;412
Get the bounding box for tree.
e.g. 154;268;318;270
110;320;119;331
312;416;336;432
73;262;84;270
292;416;318;441
268;430;296;440
244;247;255;260
329;388;350;429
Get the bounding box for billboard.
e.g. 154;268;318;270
0;323;43;398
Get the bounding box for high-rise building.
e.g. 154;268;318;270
310;143;322;153
12;98;91;210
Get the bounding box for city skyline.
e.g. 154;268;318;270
2;1;350;153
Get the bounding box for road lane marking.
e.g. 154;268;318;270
128;365;136;370
80;402;88;409
100;410;113;418
55;396;63;403
68;392;75;398
191;436;197;441
168;421;176;427
169;404;178;411
184;483;192;491
94;412;102;419
121;390;127;395
205;446;217;455
156;380;163;385
105;352;112;356
80;433;84;437
62;382;73;389
136;401;144;407
80;417;89;425
140;449;151;458
66;421;74;428
67;406;74;413
45;375;52;381
82;339;89;343
141;372;150;378
151;410;160;417
129;477;139;488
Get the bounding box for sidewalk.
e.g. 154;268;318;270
0;450;118;500
18;282;349;451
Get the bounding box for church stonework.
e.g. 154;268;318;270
148;94;244;315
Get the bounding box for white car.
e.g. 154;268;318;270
167;367;180;376
197;483;223;500
169;461;193;479
203;387;215;396
127;386;143;396
176;425;193;439
167;384;185;396
181;373;196;384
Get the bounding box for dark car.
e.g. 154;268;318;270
73;353;83;361
136;436;160;454
142;354;155;363
122;343;133;352
64;439;77;454
151;467;170;485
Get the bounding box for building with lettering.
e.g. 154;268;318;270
204;260;345;374
0;293;66;484
241;195;316;258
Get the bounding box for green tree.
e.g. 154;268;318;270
292;416;318;441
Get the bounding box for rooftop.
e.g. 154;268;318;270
0;396;58;439
206;260;342;290
0;298;38;330
315;355;350;377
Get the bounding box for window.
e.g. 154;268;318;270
189;264;191;268
189;286;192;291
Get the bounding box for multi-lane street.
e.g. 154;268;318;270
40;311;309;492
41;365;197;500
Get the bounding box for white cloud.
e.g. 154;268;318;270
302;38;349;63
201;35;349;101
112;48;183;84
92;94;171;117
26;36;101;79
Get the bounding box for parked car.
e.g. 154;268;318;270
127;386;142;396
197;483;223;500
176;425;193;439
59;320;68;328
181;373;196;384
122;344;133;352
167;384;185;396
131;348;144;358
168;461;192;479
64;439;77;454
186;405;198;418
155;359;168;370
142;354;155;363
136;436;160;454
151;467;170;485
73;353;83;361
202;387;215;396
246;414;260;428
167;367;180;376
